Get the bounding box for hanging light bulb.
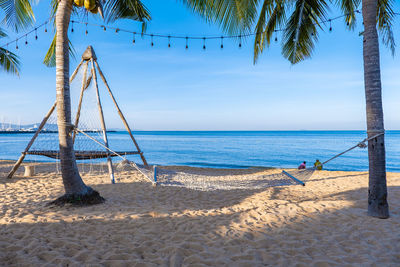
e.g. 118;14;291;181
168;36;171;48
239;35;242;48
203;37;206;50
44;22;47;33
16;39;18;50
220;36;224;49
132;32;136;44
103;26;106;31
185;37;189;49
71;21;74;33
274;30;278;42
85;23;88;35
115;28;120;33
329;19;332;32
151;34;154;46
25;35;28;45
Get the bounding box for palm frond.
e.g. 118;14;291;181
182;0;260;35
377;0;395;56
281;0;329;64
254;0;286;63
43;33;76;67
0;0;35;32
0;27;6;37
0;46;20;75
103;0;151;23
333;0;361;29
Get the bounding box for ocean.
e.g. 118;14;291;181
0;131;399;172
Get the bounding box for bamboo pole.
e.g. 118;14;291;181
282;170;305;186
70;59;84;83
94;59;148;167
7;101;57;178
91;59;115;184
72;61;89;143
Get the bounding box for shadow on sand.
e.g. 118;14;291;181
1;175;399;266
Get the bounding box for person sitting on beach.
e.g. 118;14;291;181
298;161;306;169
314;159;323;170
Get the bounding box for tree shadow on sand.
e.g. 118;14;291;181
1;179;399;266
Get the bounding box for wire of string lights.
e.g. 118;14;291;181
1;10;398;51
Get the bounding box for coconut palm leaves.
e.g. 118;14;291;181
252;0;396;64
43;0;150;67
0;28;20;74
0;0;35;32
103;0;150;23
181;0;260;35
376;0;396;55
0;0;34;74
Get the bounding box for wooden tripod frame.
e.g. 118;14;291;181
7;46;148;180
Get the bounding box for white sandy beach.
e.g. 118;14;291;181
1;160;399;266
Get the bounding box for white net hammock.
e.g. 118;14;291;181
152;167;314;191
13;58;148;181
7;59;316;189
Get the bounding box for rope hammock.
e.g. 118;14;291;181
5;45;385;191
6;46;148;183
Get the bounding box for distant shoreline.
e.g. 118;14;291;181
0;130;117;134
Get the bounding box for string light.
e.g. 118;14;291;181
4;10;397;53
220;36;224;49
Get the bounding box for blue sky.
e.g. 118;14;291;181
0;1;399;130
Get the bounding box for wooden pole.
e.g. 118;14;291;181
282;170;305;186
7;58;84;179
7;101;57;178
72;61;89;143
94;59;148;167
70;59;84;83
91;59;115;184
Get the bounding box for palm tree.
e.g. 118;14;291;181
248;0;393;218
49;0;150;204
0;0;35;74
50;0;260;204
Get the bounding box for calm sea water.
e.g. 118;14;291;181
0;131;399;172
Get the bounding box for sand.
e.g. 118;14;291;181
1;160;399;266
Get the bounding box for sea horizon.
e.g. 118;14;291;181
1;130;399;172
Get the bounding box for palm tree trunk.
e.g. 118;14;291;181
54;0;104;205
362;0;389;218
